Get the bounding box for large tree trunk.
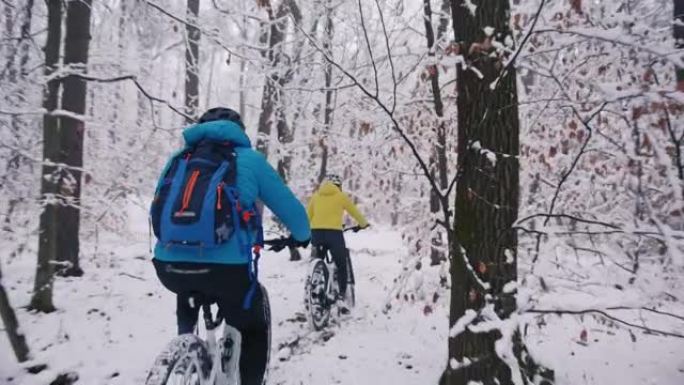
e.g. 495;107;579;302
184;0;200;123
30;0;63;312
423;0;450;266
445;1;553;384
0;262;31;362
55;0;92;277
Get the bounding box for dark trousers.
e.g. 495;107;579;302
153;259;270;385
311;229;349;298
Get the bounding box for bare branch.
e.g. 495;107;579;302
533;28;684;68
374;0;397;113
357;0;379;98
57;73;193;121
527;308;684;339
493;0;546;89
291;19;444;202
517;213;621;229
144;0;252;62
544;102;607;226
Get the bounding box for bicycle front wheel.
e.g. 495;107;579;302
145;334;212;385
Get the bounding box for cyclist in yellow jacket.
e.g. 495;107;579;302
307;174;368;311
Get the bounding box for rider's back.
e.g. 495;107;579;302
307;181;367;230
154;119;310;264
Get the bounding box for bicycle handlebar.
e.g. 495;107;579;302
263;225;369;251
343;225;369;233
262;237;302;252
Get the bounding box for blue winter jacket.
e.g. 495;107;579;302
153;120;311;264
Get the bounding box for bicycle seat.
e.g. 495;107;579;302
185;292;218;308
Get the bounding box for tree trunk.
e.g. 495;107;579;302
55;0;92;277
445;1;553;384
256;1;289;157
18;0;34;77
30;0;62;312
675;0;684;91
256;1;304;261
423;0;450;266
2;3;16;83
1;0;34;82
0;262;31;362
239;14;248;119
2;0;35;225
184;0;200;123
317;0;334;184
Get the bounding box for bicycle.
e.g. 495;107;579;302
304;226;365;330
144;290;270;385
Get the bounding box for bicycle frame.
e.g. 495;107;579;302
197;303;241;385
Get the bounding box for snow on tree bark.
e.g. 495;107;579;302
422;0;450;266
445;0;553;384
184;0;200;123
31;0;63;313
55;0;93;277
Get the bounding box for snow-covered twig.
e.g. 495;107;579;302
527;308;684;339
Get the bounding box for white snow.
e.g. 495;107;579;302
449;309;477;338
463;0;477;17
1;230;683;385
0;229;447;385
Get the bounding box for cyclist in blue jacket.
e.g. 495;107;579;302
152;107;310;385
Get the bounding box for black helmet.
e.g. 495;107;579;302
198;107;245;129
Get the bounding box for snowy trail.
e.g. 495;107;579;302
0;229;446;385
263;229;446;385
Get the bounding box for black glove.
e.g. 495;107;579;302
291;237;310;249
353;224;370;233
266;237;289;252
265;236;309;252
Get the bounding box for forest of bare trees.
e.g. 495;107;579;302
1;0;683;384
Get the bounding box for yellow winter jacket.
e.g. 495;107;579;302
307;182;368;230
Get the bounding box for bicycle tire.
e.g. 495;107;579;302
306;259;331;330
261;284;272;383
345;253;356;308
346;284;355;308
145;334;212;385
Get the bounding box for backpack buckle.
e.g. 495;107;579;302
242;210;255;223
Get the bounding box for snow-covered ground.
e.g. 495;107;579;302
0;229;446;384
1;228;684;384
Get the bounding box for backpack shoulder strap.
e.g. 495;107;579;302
154;148;186;193
223;144;237;186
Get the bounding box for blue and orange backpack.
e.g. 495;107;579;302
150;140;262;257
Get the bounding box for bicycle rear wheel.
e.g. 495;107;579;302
346;284;355;308
145;334;211;385
345;253;356;308
306;259;331;330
